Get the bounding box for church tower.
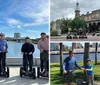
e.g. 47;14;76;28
75;0;80;17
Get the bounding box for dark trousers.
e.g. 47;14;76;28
40;51;49;72
0;53;6;73
23;54;33;72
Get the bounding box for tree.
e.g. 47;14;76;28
71;17;86;30
60;18;72;34
95;43;98;65
59;43;63;75
84;43;90;84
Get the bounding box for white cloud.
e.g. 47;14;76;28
17;25;22;29
51;0;100;21
27;30;39;33
0;0;49;28
5;18;22;29
18;0;49;26
6;18;20;25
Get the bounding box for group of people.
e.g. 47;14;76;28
63;51;94;85
0;32;49;75
21;32;49;73
0;33;8;74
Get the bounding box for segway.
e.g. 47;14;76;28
80;72;89;85
92;33;96;36
0;62;9;77
37;67;49;78
66;34;72;39
20;66;36;79
84;34;87;39
73;33;78;39
20;56;36;79
37;59;49;78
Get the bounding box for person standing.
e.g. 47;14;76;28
63;50;84;85
1;33;8;72
84;59;94;85
0;33;6;74
38;32;49;73
21;37;35;72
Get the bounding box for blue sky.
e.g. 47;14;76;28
0;0;49;38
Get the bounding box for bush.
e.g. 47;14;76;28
50;30;58;36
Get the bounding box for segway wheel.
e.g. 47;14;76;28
6;67;9;78
92;33;95;36
32;68;36;79
37;67;40;78
70;36;72;39
20;67;23;77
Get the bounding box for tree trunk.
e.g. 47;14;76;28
84;43;90;84
72;43;75;51
84;43;90;65
60;43;63;75
95;43;98;65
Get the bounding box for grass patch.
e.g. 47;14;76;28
50;61;100;85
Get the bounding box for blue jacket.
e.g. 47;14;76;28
63;56;81;72
0;40;4;52
3;39;8;52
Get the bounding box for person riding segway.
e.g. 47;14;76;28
37;32;49;78
20;37;36;79
0;33;9;77
66;27;72;39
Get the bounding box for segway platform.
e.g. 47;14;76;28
20;66;36;79
66;34;72;39
37;67;49;79
0;67;9;78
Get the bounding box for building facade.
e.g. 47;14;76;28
75;1;100;32
51;19;62;35
81;9;100;32
14;33;21;39
75;1;80;17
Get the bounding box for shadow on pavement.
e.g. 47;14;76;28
0;76;49;85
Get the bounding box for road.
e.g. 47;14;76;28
0;67;49;85
51;34;100;41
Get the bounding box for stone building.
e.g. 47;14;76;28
50;19;62;35
75;1;100;32
81;9;100;32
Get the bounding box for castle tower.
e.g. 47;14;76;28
75;0;80;17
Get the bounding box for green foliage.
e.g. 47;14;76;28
71;17;86;30
60;18;72;34
50;61;100;85
50;30;58;36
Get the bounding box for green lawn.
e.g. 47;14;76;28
50;61;100;85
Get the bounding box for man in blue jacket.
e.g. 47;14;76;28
1;33;8;72
63;50;84;85
0;33;5;74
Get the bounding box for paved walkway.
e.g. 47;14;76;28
51;34;100;41
0;67;49;85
